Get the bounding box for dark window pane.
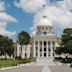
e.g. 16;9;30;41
52;41;55;45
44;32;47;35
44;48;46;51
44;41;46;46
48;41;50;45
36;41;38;45
25;53;27;58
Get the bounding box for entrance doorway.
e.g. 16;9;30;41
44;53;46;57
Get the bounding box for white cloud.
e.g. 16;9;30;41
0;12;17;23
0;0;5;12
0;12;17;37
14;0;47;13
32;5;72;35
64;0;72;11
0;1;17;37
14;0;72;36
0;28;16;37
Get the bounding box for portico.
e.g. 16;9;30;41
33;40;55;58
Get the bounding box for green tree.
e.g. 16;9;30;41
65;40;72;54
0;35;5;56
5;37;14;57
17;31;30;58
55;28;72;58
0;35;14;58
61;28;72;45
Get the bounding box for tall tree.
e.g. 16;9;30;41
0;35;5;56
0;35;14;58
17;31;30;58
55;28;72;57
5;37;14;57
61;28;72;45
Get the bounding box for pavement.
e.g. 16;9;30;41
0;66;43;72
0;63;72;72
49;65;72;72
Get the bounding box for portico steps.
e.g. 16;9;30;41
36;57;55;65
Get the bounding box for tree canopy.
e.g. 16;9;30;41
0;35;14;57
55;28;72;55
18;31;30;46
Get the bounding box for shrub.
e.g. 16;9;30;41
19;58;32;64
70;63;72;67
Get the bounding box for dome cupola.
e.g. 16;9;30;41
38;16;53;27
36;16;53;36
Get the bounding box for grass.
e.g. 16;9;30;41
0;58;32;68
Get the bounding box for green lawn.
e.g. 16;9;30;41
0;58;32;68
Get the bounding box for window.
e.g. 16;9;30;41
52;41;55;45
44;32;47;35
48;47;51;52
40;41;42;45
44;41;46;46
40;48;42;51
36;52;38;57
48;41;50;45
25;53;27;58
36;47;38;51
44;53;46;57
44;48;46;51
53;53;54;56
35;41;38;45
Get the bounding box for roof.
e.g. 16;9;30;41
38;16;53;27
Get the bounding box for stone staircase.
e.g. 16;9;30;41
36;57;55;65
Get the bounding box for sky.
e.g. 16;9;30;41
0;0;72;41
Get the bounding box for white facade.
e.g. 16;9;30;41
16;43;31;59
15;16;60;59
32;16;59;58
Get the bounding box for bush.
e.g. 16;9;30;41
0;59;19;68
0;58;32;68
70;63;72;67
54;57;72;63
19;58;32;64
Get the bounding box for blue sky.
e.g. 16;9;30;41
3;0;34;40
0;0;72;41
2;0;62;40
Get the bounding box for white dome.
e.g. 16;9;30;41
38;16;53;27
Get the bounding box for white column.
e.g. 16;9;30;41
38;41;40;57
33;41;36;57
17;44;20;57
47;41;48;57
42;41;44;57
21;46;25;59
51;41;53;58
27;45;30;58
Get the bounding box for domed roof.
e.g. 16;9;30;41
38;16;53;27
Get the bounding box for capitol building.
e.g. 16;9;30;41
15;16;60;62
